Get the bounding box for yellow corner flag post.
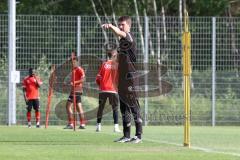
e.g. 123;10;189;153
183;10;191;148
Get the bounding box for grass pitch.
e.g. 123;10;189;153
0;125;239;160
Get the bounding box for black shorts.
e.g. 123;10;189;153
99;92;119;107
27;99;40;111
68;92;82;103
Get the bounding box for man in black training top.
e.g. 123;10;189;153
102;16;143;143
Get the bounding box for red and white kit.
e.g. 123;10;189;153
22;76;43;100
96;60;118;93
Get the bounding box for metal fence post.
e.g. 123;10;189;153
8;0;16;125
144;16;149;126
212;17;216;127
77;16;81;58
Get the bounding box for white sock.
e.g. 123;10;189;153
96;123;101;131
114;124;119;128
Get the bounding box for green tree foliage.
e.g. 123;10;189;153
0;0;237;16
0;0;7;14
16;0;93;15
187;0;229;16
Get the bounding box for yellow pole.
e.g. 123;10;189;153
183;10;191;147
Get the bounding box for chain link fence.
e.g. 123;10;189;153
0;15;240;126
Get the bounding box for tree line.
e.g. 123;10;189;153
0;0;239;16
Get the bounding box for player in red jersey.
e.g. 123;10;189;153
95;49;121;132
64;57;86;129
22;68;43;128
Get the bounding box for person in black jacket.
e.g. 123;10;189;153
102;16;142;143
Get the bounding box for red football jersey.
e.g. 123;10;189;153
22;75;43;100
71;66;85;93
96;60;118;93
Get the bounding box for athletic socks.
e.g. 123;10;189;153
68;116;74;125
96;123;101;132
27;111;41;128
35;111;40;123
114;124;121;132
79;116;86;129
27;112;31;122
80;115;86;126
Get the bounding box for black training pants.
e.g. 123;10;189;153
119;95;142;139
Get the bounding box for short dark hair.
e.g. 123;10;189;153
29;68;34;76
71;50;78;61
106;49;117;58
118;16;132;27
104;42;117;51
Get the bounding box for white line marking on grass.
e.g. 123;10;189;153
94;130;240;157
53;127;240;157
190;146;240;157
144;138;240;157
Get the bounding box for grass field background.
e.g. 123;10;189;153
0;125;239;160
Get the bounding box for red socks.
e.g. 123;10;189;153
68;116;74;125
35;111;40;123
80;116;86;126
27;112;31;122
